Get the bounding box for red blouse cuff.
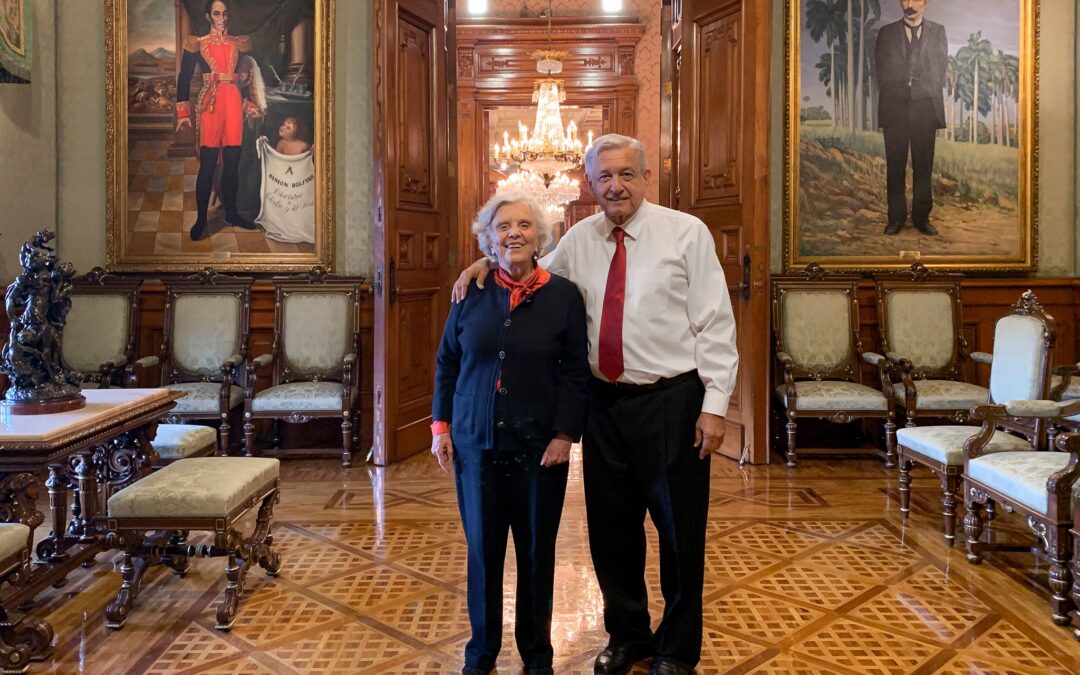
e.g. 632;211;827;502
430;421;451;436
176;101;191;119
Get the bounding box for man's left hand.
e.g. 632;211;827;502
695;412;726;459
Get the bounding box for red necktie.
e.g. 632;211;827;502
598;227;626;381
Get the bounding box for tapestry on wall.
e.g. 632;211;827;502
105;0;334;271
784;0;1037;272
0;0;31;83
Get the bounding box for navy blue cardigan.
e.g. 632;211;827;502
433;274;590;450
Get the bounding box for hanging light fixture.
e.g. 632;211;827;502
497;169;581;224
491;0;593;176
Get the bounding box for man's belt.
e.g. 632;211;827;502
593;370;699;393
202;72;238;83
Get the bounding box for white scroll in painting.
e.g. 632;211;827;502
255;136;315;244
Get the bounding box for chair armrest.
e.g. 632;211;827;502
1003;399;1080;419
220;354;244;371
862;352;885;366
250;353;273;369
1049;363;1080;399
970;351;993;365
775;351;793;367
124;355;160;387
1047;433;1080;509
341;353;359;392
220;354;244;388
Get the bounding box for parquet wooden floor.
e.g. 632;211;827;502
23;449;1080;673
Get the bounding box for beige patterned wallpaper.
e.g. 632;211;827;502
485;0;662;203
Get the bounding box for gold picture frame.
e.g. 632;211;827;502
784;0;1037;272
105;0;334;271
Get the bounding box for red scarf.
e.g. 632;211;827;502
493;266;550;311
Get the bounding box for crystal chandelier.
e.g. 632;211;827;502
497;169;581;223
490;0;593;175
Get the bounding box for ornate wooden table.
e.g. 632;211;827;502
0;388;180;606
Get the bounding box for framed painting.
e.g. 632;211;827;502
784;0;1037;271
106;0;334;271
0;0;30;83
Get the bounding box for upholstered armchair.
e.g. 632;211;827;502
243;275;363;468
1049;362;1080;436
59;268;140;390
130;270;252;454
874;264;987;427
963;410;1080;626
895;290;1056;546
771;265;897;468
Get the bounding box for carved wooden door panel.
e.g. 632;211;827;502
672;0;771;463
372;0;453;464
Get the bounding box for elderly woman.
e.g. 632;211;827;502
432;190;590;675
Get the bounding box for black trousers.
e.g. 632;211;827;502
584;373;710;667
883;102;938;226
454;438;569;671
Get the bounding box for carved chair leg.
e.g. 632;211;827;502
785;416;798;468
964;496;987;564
243;417;255;458
271;420;282;449
254;491;281;577
163;530;191;576
341;411;353;468
219;416;231;457
1047;525;1074;626
940;473;960;547
883;419;897;469
106;535;151;630
216;538;253;632
898;457;914;518
0;604;54;672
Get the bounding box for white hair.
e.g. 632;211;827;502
471;189;553;257
584;133;649;179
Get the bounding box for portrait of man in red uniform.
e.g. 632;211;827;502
176;0;264;241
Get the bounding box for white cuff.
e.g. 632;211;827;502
702;389;731;417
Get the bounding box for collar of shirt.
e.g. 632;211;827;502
602;199;650;242
903;19;923;33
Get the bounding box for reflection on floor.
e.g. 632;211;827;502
28;449;1080;673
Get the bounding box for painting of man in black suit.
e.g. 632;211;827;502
875;0;947;236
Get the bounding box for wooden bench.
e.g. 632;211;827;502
0;524;54;672
104;457;282;631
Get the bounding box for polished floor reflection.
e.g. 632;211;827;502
27;449;1080;673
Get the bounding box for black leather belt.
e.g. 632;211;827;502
593;370;699;393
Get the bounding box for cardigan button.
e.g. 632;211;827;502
504;319;511;327
499;387;507;395
498;351;506;359
497;421;506;428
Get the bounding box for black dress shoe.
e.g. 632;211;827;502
594;642;651;674
225;213;259;230
648;658;693;675
913;219;938;235
883;221;903;235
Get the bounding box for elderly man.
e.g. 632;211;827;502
875;0;947;236
454;134;738;675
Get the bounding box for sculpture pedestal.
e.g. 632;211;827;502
0;394;86;415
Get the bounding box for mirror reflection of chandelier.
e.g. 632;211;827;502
497;169;581;224
490;0;593;175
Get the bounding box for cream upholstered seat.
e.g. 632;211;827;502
105;457;281;633
0;523;54;667
169;382;244;413
771;265;897;468
896;290;1055;546
108;457;279;518
59;268;141;390
963;423;1080;628
142;272;252;455
0;524;29;561
251;382;360;412
244;274;363;467
874;266;987;426
152;424;218;462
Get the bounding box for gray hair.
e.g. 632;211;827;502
584;133;649;179
471;189;554;257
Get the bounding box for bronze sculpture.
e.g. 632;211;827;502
1;231;85;414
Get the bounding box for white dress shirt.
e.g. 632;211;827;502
904;20;923;42
540;200;739;417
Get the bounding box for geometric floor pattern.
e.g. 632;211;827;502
126;140;316;256
29;449;1080;673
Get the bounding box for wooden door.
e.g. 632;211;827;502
670;0;771;463
371;0;454;464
